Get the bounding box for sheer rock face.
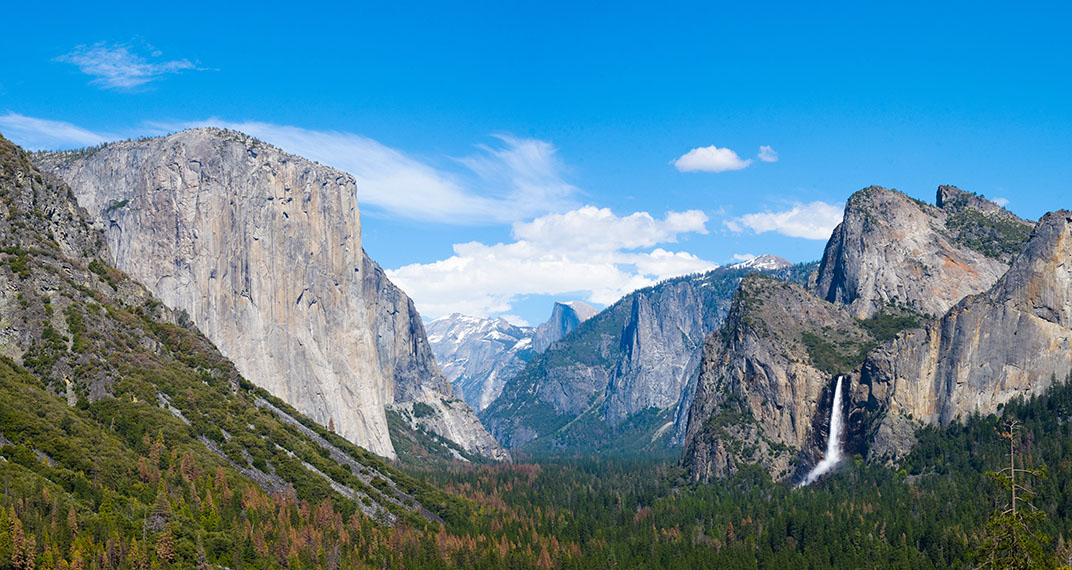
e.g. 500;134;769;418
682;276;870;482
602;284;712;427
815;186;1028;319
862;211;1072;460
681;187;1064;482
532;301;599;352
481;276;722;451
38;128;504;460
482;263;816;453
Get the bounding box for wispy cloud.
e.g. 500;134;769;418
56;42;197;89
387;206;716;318
0;112;112;150
725;201;843;240
673;145;752;173
758;145;778;162
160;119;581;224
1;113;580;224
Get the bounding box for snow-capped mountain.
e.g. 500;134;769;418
427;301;598;411
730;254;793;271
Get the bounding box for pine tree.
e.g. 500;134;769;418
0;506;12;569
155;527;174;563
973;419;1054;569
10;513;26;570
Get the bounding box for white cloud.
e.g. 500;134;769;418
993;197;1009;207
512;206;708;251
387;206;717;319
0;112;112;150
732;253;757;262
673;145;752;173
758;145;779;162
56;43;197;89
160;119;580;224
2;113;580;224
725;201;844;240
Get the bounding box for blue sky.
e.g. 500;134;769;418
2;1;1070;325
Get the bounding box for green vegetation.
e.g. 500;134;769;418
801;330;874;376
386;409;481;465
103;198;130;213
857;311;921;342
522;406;680;457
411;401;436;418
411;376;1072;568
946;208;1033;261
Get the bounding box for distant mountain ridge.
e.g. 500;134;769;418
427;300;598;411
480;261;818;455
730;254;793;271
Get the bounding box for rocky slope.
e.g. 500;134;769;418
683;185;1068;483
36;128;504;460
0;130;448;530
815;185;1032;319
860;210;1072;460
482;262;817;454
427;300;597;411
681;275;874;481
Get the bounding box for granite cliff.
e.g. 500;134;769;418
860;210;1072;460
684;185;1068;483
482;260;814;454
681;276;874;481
815;185;1032;319
36;128;504;460
532;301;599;352
0;131;444;525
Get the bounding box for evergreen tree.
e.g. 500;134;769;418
973;419;1054;569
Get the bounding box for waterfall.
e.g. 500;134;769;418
800;375;845;486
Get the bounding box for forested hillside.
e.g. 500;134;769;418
0;132;479;569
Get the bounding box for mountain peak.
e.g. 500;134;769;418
816;183;1023;319
730;254;793;271
533;300;599;352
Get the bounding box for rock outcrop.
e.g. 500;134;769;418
482;262;816;453
36;128;504;460
683;186;1068;483
0;131;448;522
815;186;1031;319
681;275;873;481
861;210;1072;460
532;301;599;352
